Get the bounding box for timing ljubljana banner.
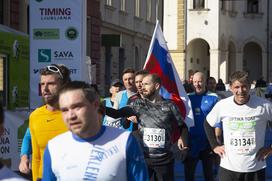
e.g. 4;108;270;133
29;0;87;109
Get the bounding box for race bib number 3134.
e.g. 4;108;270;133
229;131;256;155
143;128;165;148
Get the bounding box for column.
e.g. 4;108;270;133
262;52;267;80
235;51;243;70
219;50;228;83
209;49;220;80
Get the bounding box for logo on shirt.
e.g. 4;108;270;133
46;119;54;122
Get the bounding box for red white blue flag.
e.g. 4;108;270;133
144;21;194;130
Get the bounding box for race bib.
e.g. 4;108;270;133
228;121;256;155
143;128;165;148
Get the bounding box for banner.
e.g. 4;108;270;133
144;21;194;128
29;0;87;109
0;26;29;110
0;110;30;171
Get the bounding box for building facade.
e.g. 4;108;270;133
165;0;272;83
0;0;28;32
187;0;272;83
99;0;163;95
164;0;186;81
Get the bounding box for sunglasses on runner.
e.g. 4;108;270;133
46;65;63;79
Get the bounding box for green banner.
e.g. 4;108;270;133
0;30;29;109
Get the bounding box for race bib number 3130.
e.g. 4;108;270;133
143;128;165;148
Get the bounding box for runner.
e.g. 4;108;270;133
43;81;148;180
106;73;189;180
29;64;71;181
205;71;272;181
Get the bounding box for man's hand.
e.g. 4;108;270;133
127;116;138;123
256;146;272;161
173;138;189;161
177;137;188;150
19;155;31;174
213;145;225;158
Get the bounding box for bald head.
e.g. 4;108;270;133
193;72;206;94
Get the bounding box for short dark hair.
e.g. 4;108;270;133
40;64;71;85
135;70;149;76
58;81;99;104
206;77;216;84
148;73;161;85
122;68;135;76
229;71;250;86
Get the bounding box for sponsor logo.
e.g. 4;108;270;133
65;27;78;40
38;49;51;62
54;50;74;60
33;69;40;74
46;119;54;122
33;29;59;40
39;8;71;21
69;69;77;74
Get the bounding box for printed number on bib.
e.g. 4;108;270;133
229;131;256;155
143;128;165;148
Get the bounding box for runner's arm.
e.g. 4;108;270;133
20;128;32;157
178;124;188;147
204;120;220;149
42;145;57;181
105;106;136;119
126;134;149;181
19;128;32;174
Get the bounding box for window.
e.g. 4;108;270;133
0;55;7;107
146;0;151;21
221;0;226;10
106;0;112;6
230;1;235;12
247;0;259;13
0;0;3;24
120;0;126;11
135;0;140;17
193;0;204;9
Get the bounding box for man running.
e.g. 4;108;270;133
205;71;272;181
42;81;148;180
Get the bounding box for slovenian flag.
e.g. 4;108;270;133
144;21;194;136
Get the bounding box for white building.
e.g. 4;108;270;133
165;0;272;83
187;0;272;83
100;0;163;94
